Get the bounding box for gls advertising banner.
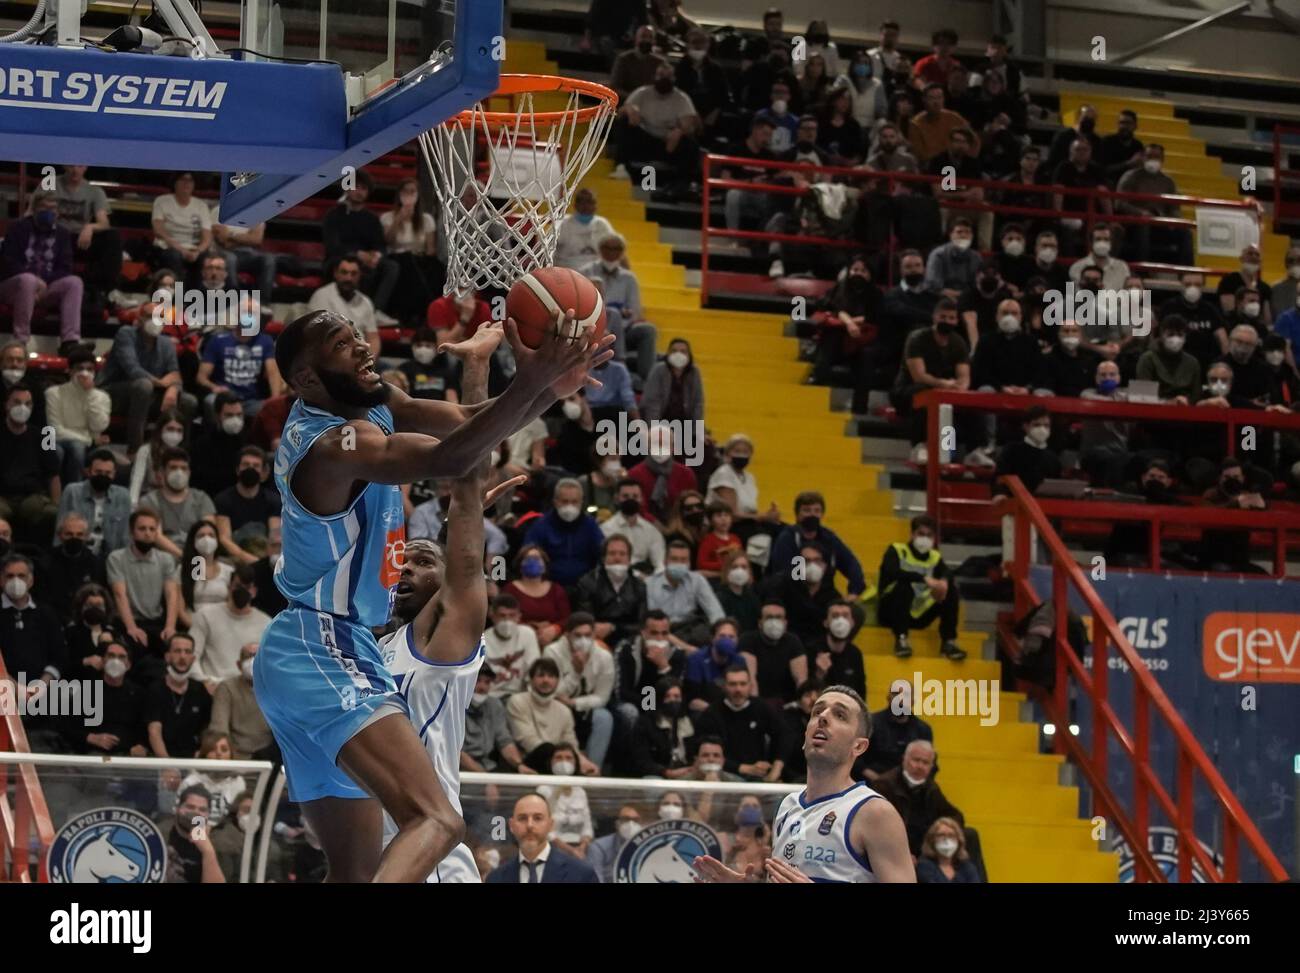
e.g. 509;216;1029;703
1030;566;1300;880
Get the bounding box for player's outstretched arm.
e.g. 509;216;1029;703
855;797;917;883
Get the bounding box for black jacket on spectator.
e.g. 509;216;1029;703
64;621;121;681
959;283;1016;340
781;701;810;782
994;439;1062;495
1035;345;1101;396
629;710;698;777
695;698;786;777
70;680;146;755
972;330;1041;389
675;56;732;122
996;252;1038;291
758;574;840;645
613;636;684;706
861;709;934;778
38;543;106;618
572;566;646;645
145;680;212;758
876;285;938;357
1052;160;1108;215
1157;295;1225;370
252;554;288;617
1098;133;1144;183
874;764;965;855
0;600;68;737
803;634;867;700
738;628;805;702
1216;352;1271;404
191;427;246;496
323;204;386;259
0;421;59;496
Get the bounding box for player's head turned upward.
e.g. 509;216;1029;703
805;685;871;771
393;537;445;622
275;309;388;410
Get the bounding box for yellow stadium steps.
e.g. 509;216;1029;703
990;848;1117;882
977;820;1101;854
921;750;1067;788
858;627;988;658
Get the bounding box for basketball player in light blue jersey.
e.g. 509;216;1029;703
257;306;612;882
694;686;915;883
377;322;523;882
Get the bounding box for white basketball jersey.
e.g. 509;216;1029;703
772;781;883;883
378;622;484;884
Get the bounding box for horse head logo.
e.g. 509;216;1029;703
72;831;141;883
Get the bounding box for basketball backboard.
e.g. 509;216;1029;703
0;0;502;226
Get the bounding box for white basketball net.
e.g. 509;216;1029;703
419;80;617;294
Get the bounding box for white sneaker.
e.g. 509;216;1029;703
965;446;996;468
610;164;630;180
768;259;785;278
910;443;929;466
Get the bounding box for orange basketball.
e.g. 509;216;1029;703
506;266;606;349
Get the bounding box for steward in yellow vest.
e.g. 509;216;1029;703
877;515;965;660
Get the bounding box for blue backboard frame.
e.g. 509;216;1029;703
0;2;502;226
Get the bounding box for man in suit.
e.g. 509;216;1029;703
485;793;599;884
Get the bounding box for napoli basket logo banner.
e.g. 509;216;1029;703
48;807;167;883
615;819;723;883
1114;826;1220;883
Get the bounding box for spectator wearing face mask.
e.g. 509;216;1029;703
967;299;1039;463
140;447;216;559
55;448;129;557
813;253;881;388
507;658;601;774
1115;144;1187;263
628;675;697;778
1079;360;1132;487
1260;334;1300;409
695;664;786;781
46;348;111;486
0;383;59;543
74;638;147;756
1068;224;1129;292
994;224;1036;293
765;490;865;597
877;516;965;660
213;446;280;567
1216;245;1270;321
675;28;731;137
612;62;702;192
837;50;887;130
739;601;807;705
483;594;541;698
706;433;779;524
961;260;1017;348
924;219;982;299
535;743;596;858
917;816;983;883
41;515;107;619
164;785;225;884
609;25;668;103
641;338;703;425
0;190;83;345
555;188;618;271
712;551;760;635
759;542;841;644
1198;458;1268;573
586;804;643;882
1136;316;1202;405
1104;458;1184;568
178;519;233;627
1158;271;1227;372
683;617;748;712
523;479;605;588
993;405;1062;496
1215;325;1272;406
209;642;273;759
612;611;690;736
875;740;978;863
647;539;725;645
581;234;658;383
398;327;461;402
626;440;697;525
190;564;271;689
544;612;615;768
859;250;936;403
805;600;867;698
1034;321;1101;397
695;502;742;577
1228;286;1269;337
600;480;664;573
504;544;571;648
99;301;197;454
681;735;745;783
572;534;647;646
0;553;69;752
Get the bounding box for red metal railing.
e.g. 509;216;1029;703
915;389;1300;568
998;475;1289;882
1272;123;1300;226
700;154;1262;303
0;661;55;882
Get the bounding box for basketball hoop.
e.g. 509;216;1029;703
419;74;619;294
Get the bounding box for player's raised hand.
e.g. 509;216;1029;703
505;310;615;399
764;858;813;883
692;855;759;883
439;319;505;362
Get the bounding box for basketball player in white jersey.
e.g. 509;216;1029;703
694;685;915;883
378;322;524;882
